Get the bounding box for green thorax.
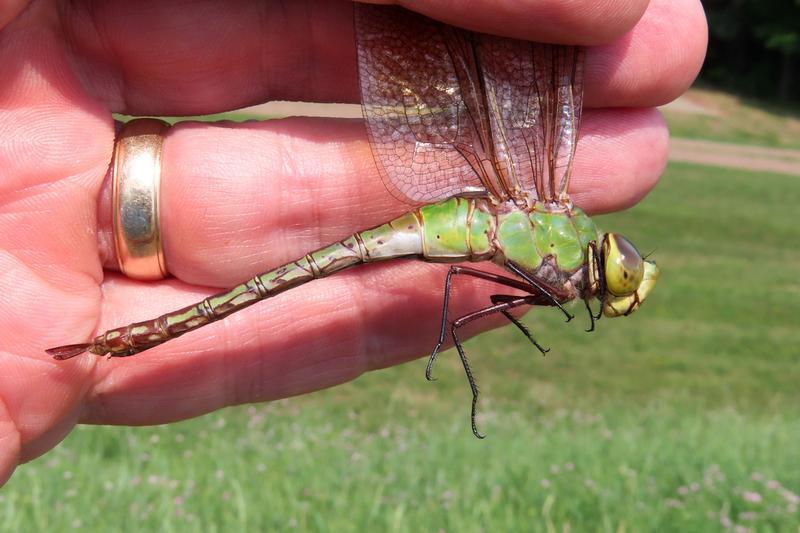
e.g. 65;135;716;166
494;201;599;273
413;197;600;274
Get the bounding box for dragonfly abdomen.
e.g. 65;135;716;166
417;197;496;262
51;196;498;359
60;205;432;357
85;254;340;357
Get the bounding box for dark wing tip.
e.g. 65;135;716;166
46;343;92;360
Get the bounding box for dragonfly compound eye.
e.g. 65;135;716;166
603;233;644;297
603;259;660;317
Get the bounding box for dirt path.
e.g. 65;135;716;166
662;92;800;175
669;138;800;176
243;100;800;176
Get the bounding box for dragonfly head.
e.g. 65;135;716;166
593;233;660;317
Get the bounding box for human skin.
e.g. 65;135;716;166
0;0;706;485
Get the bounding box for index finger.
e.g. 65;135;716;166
56;0;705;115
361;0;649;43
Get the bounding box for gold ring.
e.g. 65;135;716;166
112;118;170;280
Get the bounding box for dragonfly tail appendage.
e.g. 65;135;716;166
46;343;93;360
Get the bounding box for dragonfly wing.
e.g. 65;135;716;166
355;5;585;206
476;40;585;204
474;35;544;203
355;5;497;204
537;45;585;202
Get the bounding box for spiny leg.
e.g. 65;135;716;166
450;296;533;438
451;326;483;438
490;294;549;354
585;240;605;332
427;266;540;381
505;262;574;322
583;299;598;333
428;266;457;381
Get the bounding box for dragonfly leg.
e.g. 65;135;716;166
451;325;485;439
587;241;606;330
428;266;458;381
505;262;574;322
583;299;597;333
490;294;549;355
427;266;541;381
583;292;603;332
450;296;533;438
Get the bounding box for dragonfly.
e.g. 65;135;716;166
48;5;659;437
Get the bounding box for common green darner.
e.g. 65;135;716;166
47;5;659;437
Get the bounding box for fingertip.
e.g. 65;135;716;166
637;0;708;104
573;107;668;214
587;0;708;107
381;0;648;44
530;0;650;45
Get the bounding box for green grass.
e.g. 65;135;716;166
5;162;800;531
663;88;800;150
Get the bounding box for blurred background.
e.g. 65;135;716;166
4;2;800;531
703;0;799;105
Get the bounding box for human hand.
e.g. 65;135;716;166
0;0;706;484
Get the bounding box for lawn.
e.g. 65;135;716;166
662;87;800;150
3;162;799;531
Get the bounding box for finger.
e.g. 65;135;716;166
0;0;30;31
63;0;703;114
0;5;113;470
366;0;649;44
96;106;666;289
82;261;521;425
587;0;707;107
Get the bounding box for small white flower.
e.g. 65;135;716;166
742;491;762;503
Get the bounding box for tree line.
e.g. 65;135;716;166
702;0;799;102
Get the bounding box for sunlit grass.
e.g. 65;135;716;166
5;407;799;531
663;87;800;150
5;162;800;531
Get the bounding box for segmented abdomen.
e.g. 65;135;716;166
90;207;431;355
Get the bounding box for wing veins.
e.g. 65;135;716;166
355;4;585;206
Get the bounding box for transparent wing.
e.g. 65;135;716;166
475;35;543;202
355;5;585;205
477;39;585;203
356;5;495;204
534;45;585;202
